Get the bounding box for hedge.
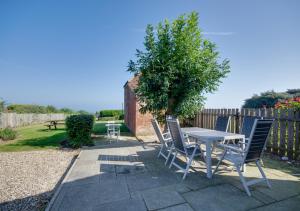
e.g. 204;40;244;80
65;114;95;148
99;110;123;118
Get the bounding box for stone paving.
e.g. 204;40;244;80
48;136;300;211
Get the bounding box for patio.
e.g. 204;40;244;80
47;136;300;211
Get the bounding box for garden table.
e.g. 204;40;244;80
181;127;245;179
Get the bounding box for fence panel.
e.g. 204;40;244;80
187;108;300;160
0;113;66;128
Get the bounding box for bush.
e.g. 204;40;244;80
65;114;95;148
0;128;17;141
99;110;122;118
118;114;124;120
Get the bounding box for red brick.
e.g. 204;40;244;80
124;76;154;136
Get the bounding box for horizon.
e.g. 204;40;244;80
1;0;300;112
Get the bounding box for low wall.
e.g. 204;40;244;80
0;113;66;128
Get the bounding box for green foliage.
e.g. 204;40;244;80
7;104;47;113
0;98;5;112
0;128;17;141
99;110;123;118
118;113;124;120
127;12;230;120
6;104;76;114
243;89;300;108
77;110;90;115
59;107;74;114
66;114;95;148
46;105;58;113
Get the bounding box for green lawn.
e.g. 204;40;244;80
0;121;130;152
0;124;67;152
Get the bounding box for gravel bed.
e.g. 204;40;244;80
0;150;79;211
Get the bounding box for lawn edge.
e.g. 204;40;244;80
45;149;82;211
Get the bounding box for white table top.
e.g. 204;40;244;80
182;127;245;142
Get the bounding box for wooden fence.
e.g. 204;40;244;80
184;108;300;161
0;113;66;128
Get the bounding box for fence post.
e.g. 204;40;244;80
235;109;240;134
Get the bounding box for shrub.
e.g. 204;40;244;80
0;128;17;141
99;110;122;118
65;114;95;148
118;114;124;120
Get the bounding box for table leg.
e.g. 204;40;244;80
205;142;212;179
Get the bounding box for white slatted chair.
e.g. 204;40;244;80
167;118;203;180
213;119;274;196
151;119;173;165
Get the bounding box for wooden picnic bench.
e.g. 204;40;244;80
44;120;65;130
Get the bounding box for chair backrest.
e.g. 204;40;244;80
151;119;168;147
244;119;274;163
215;116;230;132
167;119;185;152
241;116;258;139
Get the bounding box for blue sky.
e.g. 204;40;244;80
1;0;299;112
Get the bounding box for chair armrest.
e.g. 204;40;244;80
185;143;199;148
218;143;244;153
164;137;172;142
162;132;170;138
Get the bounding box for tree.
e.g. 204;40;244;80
127;12;230;120
46;105;58;113
243;89;300;108
77;110;90;115
0;98;5;112
59;107;74;114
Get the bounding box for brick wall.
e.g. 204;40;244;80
124;77;154;136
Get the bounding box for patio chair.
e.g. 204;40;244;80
215;116;230;132
167;118;203;180
213;119;274;196
107;121;120;142
241;116;259;140
151;119;173;165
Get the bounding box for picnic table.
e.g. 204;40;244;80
44;120;65;130
181;127;245;179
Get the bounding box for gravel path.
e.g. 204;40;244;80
0;150;78;211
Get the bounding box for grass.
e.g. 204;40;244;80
0;124;67;152
0;121;130;152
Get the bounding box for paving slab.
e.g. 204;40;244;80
183;184;263;211
93;198;147;211
158;203;194;211
252;195;300;211
142;187;186;210
48;136;300;211
59;176;130;210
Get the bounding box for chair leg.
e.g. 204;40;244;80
182;148;197;180
169;151;177;169
236;164;251;196
256;160;271;188
183;156;194;180
213;149;227;175
157;145;163;158
165;147;173;165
